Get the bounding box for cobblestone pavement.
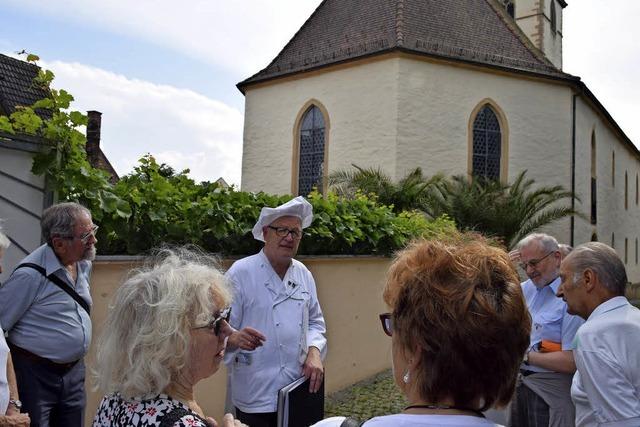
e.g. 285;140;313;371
324;370;406;420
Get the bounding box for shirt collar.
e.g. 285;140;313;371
258;249;295;274
547;276;562;293
588;296;629;321
43;244;67;276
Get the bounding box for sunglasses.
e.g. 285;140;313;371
195;306;231;335
379;313;393;337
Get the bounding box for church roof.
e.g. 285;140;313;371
0;53;49;116
238;0;575;92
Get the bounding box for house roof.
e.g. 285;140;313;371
0;53;49;116
238;0;574;92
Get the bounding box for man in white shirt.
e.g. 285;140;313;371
508;233;583;427
557;242;640;427
224;196;327;427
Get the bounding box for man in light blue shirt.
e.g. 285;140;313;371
557;242;640;427
224;196;327;427
509;233;584;427
0;202;96;427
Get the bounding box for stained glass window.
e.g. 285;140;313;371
298;106;325;196
472;105;502;180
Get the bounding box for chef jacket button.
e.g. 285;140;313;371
276;322;280;326
299;323;302;326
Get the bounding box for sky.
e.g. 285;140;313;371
0;0;638;185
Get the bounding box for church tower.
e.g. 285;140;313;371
503;0;566;69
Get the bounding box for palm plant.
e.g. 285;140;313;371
328;165;442;213
430;171;583;248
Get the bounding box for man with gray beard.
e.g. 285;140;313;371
0;202;96;427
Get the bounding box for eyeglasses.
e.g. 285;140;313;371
267;225;303;239
62;225;99;244
379;313;393;337
519;251;555;271
195;306;231;335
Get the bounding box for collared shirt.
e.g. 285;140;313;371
571;296;640;427
0;325;9;414
0;244;92;363
224;250;327;413
521;276;584;373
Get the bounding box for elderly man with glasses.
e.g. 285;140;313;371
0;202;97;427
224;196;327;427
507;233;584;427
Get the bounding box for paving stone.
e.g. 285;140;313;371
325;370;406;420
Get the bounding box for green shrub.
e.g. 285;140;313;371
96;156;456;256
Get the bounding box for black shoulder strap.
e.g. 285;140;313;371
341;417;365;427
16;263;91;315
159;405;208;427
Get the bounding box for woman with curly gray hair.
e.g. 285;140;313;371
92;247;246;427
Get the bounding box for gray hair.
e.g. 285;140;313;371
0;228;10;251
566;242;627;296
517;233;559;253
94;246;232;399
41;202;92;245
558;244;573;258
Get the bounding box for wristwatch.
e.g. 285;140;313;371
9;399;22;410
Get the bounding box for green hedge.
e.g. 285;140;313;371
96;156;456;256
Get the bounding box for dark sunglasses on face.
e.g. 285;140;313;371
379;312;393;337
195;306;231;335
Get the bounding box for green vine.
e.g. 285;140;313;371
0;53;131;222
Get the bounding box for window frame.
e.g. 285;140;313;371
468;100;509;182
291;100;330;196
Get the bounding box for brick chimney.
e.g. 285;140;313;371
86;110;102;164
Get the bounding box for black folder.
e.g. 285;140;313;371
277;376;325;427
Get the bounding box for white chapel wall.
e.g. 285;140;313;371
572;96;640;281
395;56;573;243
241;58;401;195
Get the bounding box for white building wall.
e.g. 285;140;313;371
571;96;640;282
396;56;573;243
0;144;46;282
240;55;640;281
241;58;400;194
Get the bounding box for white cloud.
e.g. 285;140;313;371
40;60;244;184
5;0;323;77
564;0;640;145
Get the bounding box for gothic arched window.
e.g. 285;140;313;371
298;105;325;196
472;105;502;180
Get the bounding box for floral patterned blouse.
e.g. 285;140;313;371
92;393;208;426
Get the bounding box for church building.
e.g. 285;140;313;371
237;0;640;280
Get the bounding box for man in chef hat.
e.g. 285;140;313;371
224;196;327;427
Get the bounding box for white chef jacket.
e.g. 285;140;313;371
224;250;327;413
571;296;640;427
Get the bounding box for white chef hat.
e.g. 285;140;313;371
252;196;313;242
